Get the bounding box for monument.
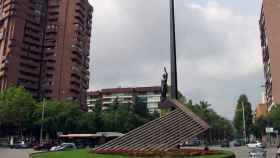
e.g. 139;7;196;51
93;0;209;155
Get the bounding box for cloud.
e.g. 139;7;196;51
88;0;263;119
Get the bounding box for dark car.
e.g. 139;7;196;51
13;142;30;149
33;143;53;151
233;140;242;147
181;138;201;147
221;140;230;147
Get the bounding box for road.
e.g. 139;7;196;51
0;148;35;158
0;146;278;158
213;146;277;158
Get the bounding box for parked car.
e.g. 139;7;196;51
50;143;77;152
247;141;265;148
233;140;242;147
33;142;57;151
181;138;201;147
13;142;30;149
249;148;266;158
221;140;230;147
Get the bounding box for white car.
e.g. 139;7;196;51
50;143;76;151
247;141;264;148
249;148;266;158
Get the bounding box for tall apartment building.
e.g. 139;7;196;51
87;86;161;113
0;0;93;109
259;0;280;111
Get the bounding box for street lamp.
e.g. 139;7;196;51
40;98;46;144
242;102;247;143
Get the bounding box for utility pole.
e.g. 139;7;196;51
169;0;178;100
242;102;247;143
40;99;45;144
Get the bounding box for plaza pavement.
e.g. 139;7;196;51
0;147;36;158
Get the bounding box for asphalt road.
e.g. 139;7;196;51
0;146;278;158
0;148;35;158
214;146;277;158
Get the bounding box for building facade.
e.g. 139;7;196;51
255;103;268;119
0;0;93;108
87;86;161;113
259;0;280;111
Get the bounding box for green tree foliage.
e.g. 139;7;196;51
252;116;269;138
0;86;36;136
0;85;234;144
99;98;154;133
233;95;253;138
33;100;83;138
252;105;280;139
267;105;280;129
185;100;234;142
0;86;159;139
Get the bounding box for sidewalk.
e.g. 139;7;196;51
0;148;36;158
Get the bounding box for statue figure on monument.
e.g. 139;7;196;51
161;67;168;102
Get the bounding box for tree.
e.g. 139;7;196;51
33;100;82;139
93;100;104;132
233;94;253;138
252;116;268;138
0;86;36;136
266;105;280;130
79;112;97;133
134;97;149;117
185;100;234;143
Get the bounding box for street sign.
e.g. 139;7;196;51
266;127;274;133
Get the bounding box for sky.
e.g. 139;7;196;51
87;0;263;119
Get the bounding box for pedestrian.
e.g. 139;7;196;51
9;136;14;148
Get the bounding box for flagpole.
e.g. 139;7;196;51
169;0;178;100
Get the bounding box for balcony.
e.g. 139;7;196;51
18;81;38;90
18;72;38;82
46;25;58;34
74;23;84;32
76;0;86;11
44;48;55;55
20;53;41;61
45;33;57;40
70;88;80;95
22;45;42;54
75;7;85;18
71;73;81;80
70;80;80;89
48;0;59;8
45;40;56;47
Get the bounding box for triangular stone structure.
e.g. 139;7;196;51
94;99;209;153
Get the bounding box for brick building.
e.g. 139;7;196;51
0;0;93;108
259;0;280;111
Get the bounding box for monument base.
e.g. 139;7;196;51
94;99;209;153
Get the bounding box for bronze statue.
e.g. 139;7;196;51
161;67;168;102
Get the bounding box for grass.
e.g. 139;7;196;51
31;149;234;158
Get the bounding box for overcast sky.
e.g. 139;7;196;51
88;0;263;119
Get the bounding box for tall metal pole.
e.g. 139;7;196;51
169;0;178;99
40;99;45;144
242;102;247;143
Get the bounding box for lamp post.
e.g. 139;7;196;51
242;102;247;143
169;0;178;100
40;98;46;144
